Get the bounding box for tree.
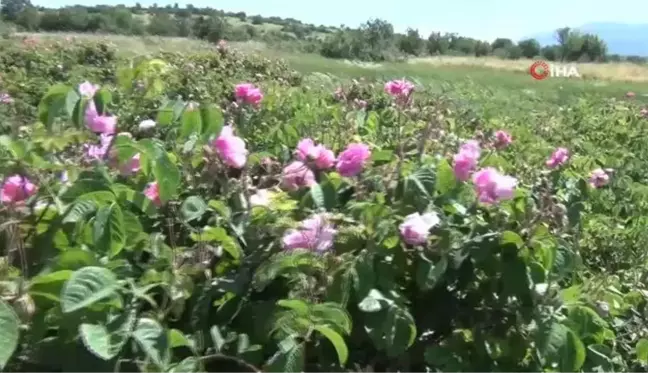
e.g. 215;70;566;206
518;38;541;58
398;28;423;56
492;38;514;50
15;5;39;30
555;27;571;61
1;0;31;21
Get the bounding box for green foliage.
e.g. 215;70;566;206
0;38;647;373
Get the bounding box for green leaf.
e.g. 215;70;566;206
38;84;74;128
277;299;310;315
371;149;394;165
265;341;305;372
72;97;90;128
140;140;180;203
210;325;226;353
28;270;73;302
636;339;648;363
190;226;241;259
170;357;198;373
0;299;20;370
314;324;348;366
384;305;417;357
435;158;456;195
559;330;586;372
156;99;185;126
61;266;120;313
79;310;135;360
310;183;325;209
200;103;224;138
311;303;352;334
501;231;524;249
93;202;126;257
180;196;207;222
180;104;203;138
93;88;112;115
416;255;448;291
133;318;170;369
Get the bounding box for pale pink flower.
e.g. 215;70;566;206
282;213;337;253
234;83;263;106
1;175;37;204
78;81;99;98
640;108;648;118
250;189;272;207
336;143;371;177
281;161;316;191
84;134;113;160
472;167;518;205
546;147;569;169
85;102;117;134
119;153;141;176
399;212;440;245
212;125;247;169
453;140;481;181
589;168;610;188
384;79;415;98
0;93;13;104
295;138;336;170
144;182;161;206
494;130;512;149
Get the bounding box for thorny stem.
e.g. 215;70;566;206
387;109;406;202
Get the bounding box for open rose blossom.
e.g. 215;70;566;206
0;93;13;104
453;140;481;181
144;182;161;206
78;81;99;98
85;101;117;134
212;125;247;169
119;153;141;176
282;213;337;253
295;138;336;170
384;79;415;99
336;143;371;177
281;161;316;191
84;134;113;160
494;130;512;149
234;83;263;106
399;212;440;245
589;168;610;188
1;175;37;204
546;147;569;169
472;167;518;205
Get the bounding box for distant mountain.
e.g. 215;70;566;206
526;23;648;57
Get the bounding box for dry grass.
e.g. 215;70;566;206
408;56;648;83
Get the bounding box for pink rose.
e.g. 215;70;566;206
78;81;99;98
84;134;113;160
453;140;481;181
144;182;161;206
295;138;336;170
472;167;518;205
546;147;569;169
234;83;263;106
589;168;610;188
384;79;414;98
282;213;336;253
212;125;247;169
494;130;512;149
1;175;37;204
85;101;117;134
399;212;440;245
119;153;141;176
336;143;371;177
281;161;316;191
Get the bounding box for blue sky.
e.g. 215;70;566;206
32;0;648;42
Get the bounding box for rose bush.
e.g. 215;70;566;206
0;41;648;373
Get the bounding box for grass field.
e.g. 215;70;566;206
16;32;648;104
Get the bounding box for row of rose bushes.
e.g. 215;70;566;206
2;80;612;243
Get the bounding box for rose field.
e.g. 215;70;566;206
2;37;648;372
